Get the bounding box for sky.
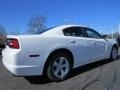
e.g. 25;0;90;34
0;0;120;34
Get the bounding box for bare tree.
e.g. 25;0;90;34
10;28;20;35
0;24;7;46
27;15;47;34
0;24;7;35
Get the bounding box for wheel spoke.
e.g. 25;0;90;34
62;61;68;67
59;57;65;64
53;60;59;67
60;69;65;77
54;68;60;76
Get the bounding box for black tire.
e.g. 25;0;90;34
110;46;118;61
46;52;72;82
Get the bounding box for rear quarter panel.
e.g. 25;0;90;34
105;39;118;58
18;36;76;73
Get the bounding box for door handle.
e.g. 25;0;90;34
69;40;76;43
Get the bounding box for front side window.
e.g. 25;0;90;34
63;27;86;37
84;28;102;39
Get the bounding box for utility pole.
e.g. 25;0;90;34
110;25;113;39
119;23;120;35
65;18;72;24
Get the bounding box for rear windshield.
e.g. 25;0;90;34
25;27;55;34
35;28;50;34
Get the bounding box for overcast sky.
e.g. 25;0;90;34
0;0;120;34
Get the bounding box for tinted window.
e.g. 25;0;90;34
36;27;54;34
24;27;56;34
83;28;102;39
63;27;86;37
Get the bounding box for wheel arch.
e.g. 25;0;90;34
112;44;118;50
43;48;74;75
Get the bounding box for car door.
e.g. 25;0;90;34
63;27;97;67
83;27;107;61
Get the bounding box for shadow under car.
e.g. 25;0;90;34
24;56;120;84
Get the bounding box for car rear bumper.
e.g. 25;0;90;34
2;61;42;76
2;49;43;76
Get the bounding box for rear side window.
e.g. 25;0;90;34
63;27;86;37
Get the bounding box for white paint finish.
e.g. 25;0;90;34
2;25;118;76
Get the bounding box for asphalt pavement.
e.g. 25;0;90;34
0;49;120;90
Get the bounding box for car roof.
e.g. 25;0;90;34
40;24;90;37
52;24;89;30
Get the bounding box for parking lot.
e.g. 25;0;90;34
0;49;120;90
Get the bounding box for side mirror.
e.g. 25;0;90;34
102;34;107;38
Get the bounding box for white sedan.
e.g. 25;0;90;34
2;25;118;81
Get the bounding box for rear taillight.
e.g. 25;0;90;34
6;39;19;49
